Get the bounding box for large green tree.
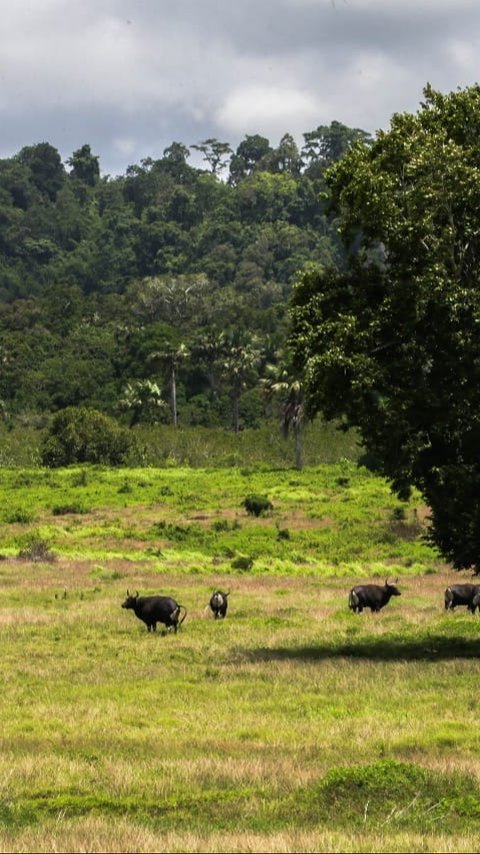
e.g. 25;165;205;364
67;144;100;187
17;142;65;201
190;139;232;176
291;84;480;572
301;120;372;176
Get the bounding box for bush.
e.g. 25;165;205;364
17;532;55;563
71;470;88;487
243;494;273;517
51;504;86;516
231;554;253;571
239;388;264;429
5;509;35;524
42;407;134;467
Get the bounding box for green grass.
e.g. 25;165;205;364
0;570;480;851
0;461;477;851
0;461;437;576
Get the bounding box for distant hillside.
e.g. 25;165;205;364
0;123;371;427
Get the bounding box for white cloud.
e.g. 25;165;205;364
445;39;478;74
112;136;138;158
217;85;322;138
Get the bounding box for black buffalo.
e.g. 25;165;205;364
122;590;187;633
348;578;401;613
209;590;229;619
444;584;480;613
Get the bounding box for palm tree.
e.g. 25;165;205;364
148;342;189;427
119;379;167;426
262;362;305;469
192;331;226;401
221;337;262;433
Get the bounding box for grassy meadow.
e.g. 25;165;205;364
0;459;480;852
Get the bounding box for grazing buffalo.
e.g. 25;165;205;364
122;590;187;633
349;578;401;613
444;584;480;613
209;590;229;619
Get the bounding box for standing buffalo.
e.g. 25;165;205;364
444;584;480;613
349;578;401;613
122;590;187;633
209;590;229;619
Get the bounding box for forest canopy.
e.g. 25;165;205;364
0;122;370;430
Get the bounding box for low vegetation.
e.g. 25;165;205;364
0;417;361;469
0;461;434;575
243;494;273;517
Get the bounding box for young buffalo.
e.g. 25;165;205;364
209;590;229;619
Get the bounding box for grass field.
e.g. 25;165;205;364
0;462;479;852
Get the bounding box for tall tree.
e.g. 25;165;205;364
127;274;211;326
271;133;302;176
291;83;480;572
67;144;100;187
148;342;189;427
17;142;65;201
262;360;305;469
229;134;273;184
160;142;195;184
301;121;372;176
190;139;232;176
221;336;261;433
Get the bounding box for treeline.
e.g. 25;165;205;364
0;123;370;428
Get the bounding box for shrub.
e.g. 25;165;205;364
51;503;86;516
71;470;88;487
243;494;273;517
5;509;35;524
231;554;254;571
42;407;133;467
211;519;230;532
17;532;55;563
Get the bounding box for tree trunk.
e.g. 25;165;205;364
233;393;240;434
171;362;178;427
294;424;303;470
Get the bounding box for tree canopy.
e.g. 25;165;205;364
0;121;362;430
291;84;480;571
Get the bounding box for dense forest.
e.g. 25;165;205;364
0;123;370;430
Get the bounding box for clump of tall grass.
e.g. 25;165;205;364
4;508;36;524
243;495;273;517
231;555;254;571
17;531;55;562
51;503;87;516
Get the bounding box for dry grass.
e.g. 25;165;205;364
0;823;479;853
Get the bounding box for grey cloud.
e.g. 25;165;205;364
0;0;479;174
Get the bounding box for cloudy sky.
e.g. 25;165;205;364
1;0;479;176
